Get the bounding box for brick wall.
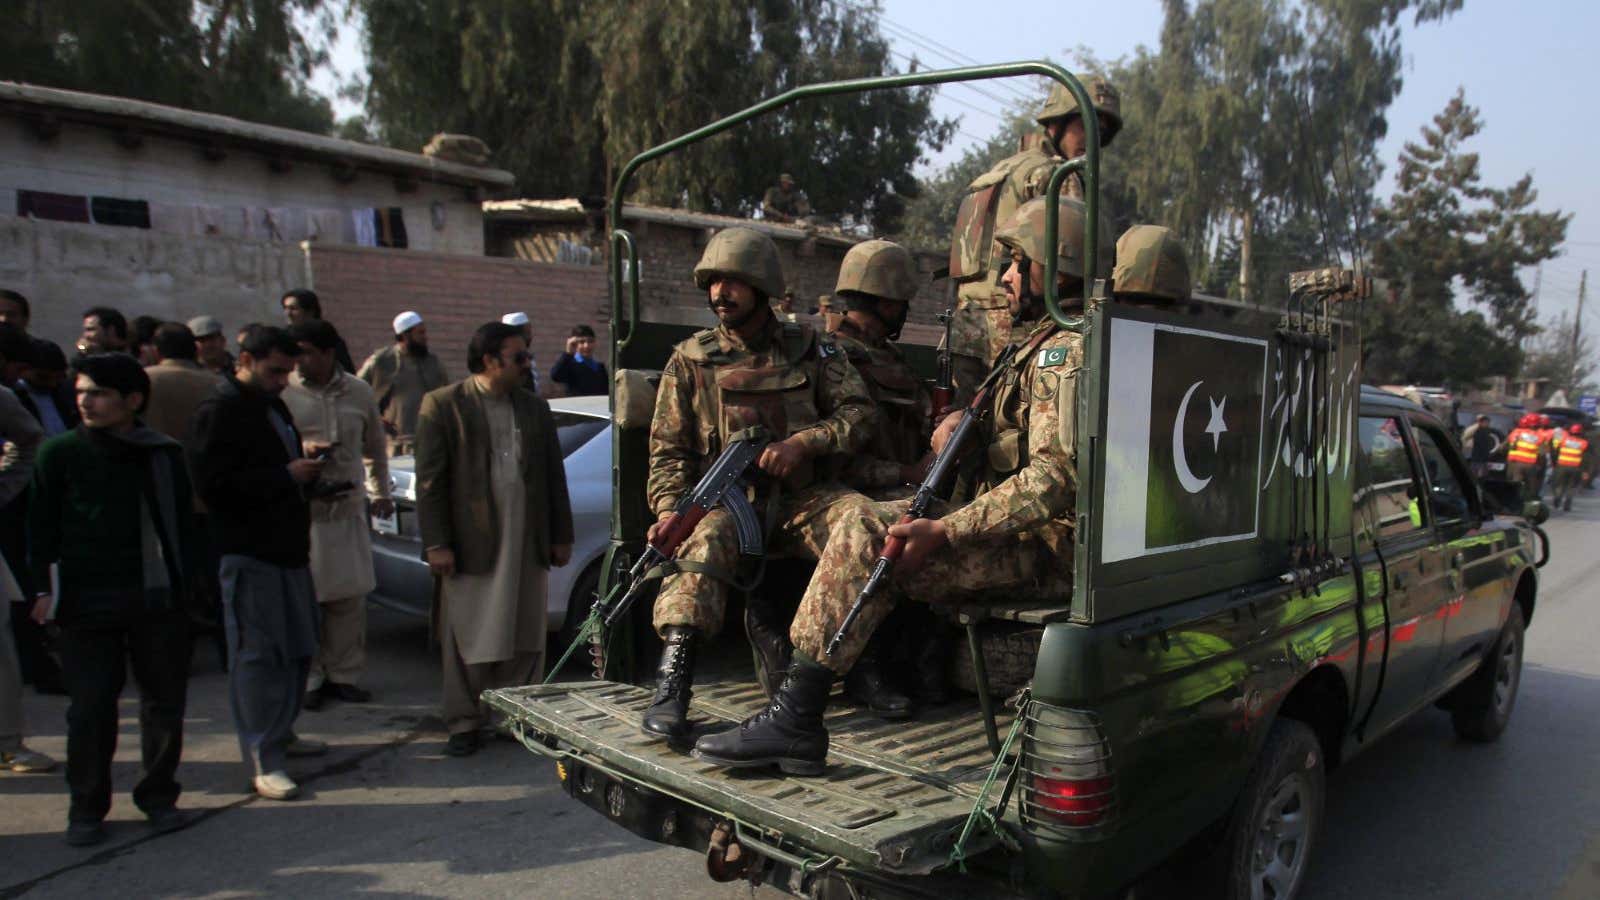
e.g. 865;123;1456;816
305;244;610;395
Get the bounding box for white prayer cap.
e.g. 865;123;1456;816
393;311;424;335
502;312;530;327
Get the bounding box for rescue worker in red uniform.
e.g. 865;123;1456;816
1552;424;1589;511
1505;414;1546;499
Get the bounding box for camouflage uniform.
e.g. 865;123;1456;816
761;175;810;223
648;315;877;637
826;239;932;498
791;317;1082;671
792;195;1104;673
944;75;1122;401
831;322;931;497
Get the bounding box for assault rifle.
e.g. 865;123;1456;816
579;426;771;677
931;267;956;424
825;343;1020;658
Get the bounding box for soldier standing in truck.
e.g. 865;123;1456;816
944;75;1121;402
690;196;1110;773
639;227;877;743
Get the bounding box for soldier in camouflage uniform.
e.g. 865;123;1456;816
691;197;1111;773
823;239;933;719
1113;224;1191;304
641;227;877;741
945;74;1121;403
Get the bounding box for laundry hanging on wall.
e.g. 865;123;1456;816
10;187;413;250
17;190;90;223
89;196;151;228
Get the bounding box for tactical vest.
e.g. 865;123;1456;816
981;323;1064;489
949;146;1065;284
675;321;827;489
839;336;927;467
1506;429;1543;465
1557;436;1588;468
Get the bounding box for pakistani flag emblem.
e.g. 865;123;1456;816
1101;319;1268;563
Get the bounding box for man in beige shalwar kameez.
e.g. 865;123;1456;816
284;321;392;708
414;322;573;757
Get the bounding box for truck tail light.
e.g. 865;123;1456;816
1019;701;1116;836
1030;774;1114;825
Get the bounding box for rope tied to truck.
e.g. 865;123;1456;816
947;690;1030;871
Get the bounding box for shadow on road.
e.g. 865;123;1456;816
1302;663;1600;899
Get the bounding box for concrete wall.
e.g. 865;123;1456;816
0;215;303;352
304;245;611;395
0;116;486;255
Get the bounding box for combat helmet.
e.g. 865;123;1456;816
693;227;786;299
834;240;918;303
993;195;1115;282
1112;225;1190;302
1037;74;1122;145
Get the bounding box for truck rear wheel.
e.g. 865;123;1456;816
1448;605;1525;742
1220;718;1324;900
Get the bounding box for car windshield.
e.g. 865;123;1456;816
554;412;606;458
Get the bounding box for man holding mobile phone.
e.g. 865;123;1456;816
285;321;392;710
189;325;329;802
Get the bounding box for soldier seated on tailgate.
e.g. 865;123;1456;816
1112;225;1192;306
824;240;938;720
690;196;1112;774
944;74;1122;405
640;226;879;743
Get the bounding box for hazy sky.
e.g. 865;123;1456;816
319;0;1598;327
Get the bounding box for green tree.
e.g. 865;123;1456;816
1106;0;1462;302
1365;92;1570;386
359;0;953;230
0;0;337;133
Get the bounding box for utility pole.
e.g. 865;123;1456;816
1526;265;1543;354
1572;270;1587;388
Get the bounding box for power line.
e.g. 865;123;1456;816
873;13;1036;103
884;48;1012;118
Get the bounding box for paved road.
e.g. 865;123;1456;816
4;498;1598;898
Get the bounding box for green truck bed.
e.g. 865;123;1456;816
485;678;1014;877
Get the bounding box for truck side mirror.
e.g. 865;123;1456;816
1522;499;1550;525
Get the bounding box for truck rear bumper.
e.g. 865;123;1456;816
540;739;1018;900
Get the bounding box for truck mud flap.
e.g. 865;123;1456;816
485;680;1008;877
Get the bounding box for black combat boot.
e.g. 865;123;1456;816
641;626;701;741
745;603;793;699
844;638;912;720
693;655;834;774
910;621;955;708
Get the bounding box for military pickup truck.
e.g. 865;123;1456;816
485;65;1548;900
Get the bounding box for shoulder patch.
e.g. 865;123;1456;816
1038;346;1072;368
818;339;839;359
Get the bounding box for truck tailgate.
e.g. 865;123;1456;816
485;679;1008;875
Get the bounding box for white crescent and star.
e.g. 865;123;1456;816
1173;380;1230;494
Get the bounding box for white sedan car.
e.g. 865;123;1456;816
368;395;612;650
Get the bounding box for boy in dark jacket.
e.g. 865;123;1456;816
28;354;198;846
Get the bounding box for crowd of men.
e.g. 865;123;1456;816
0;285;598;845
